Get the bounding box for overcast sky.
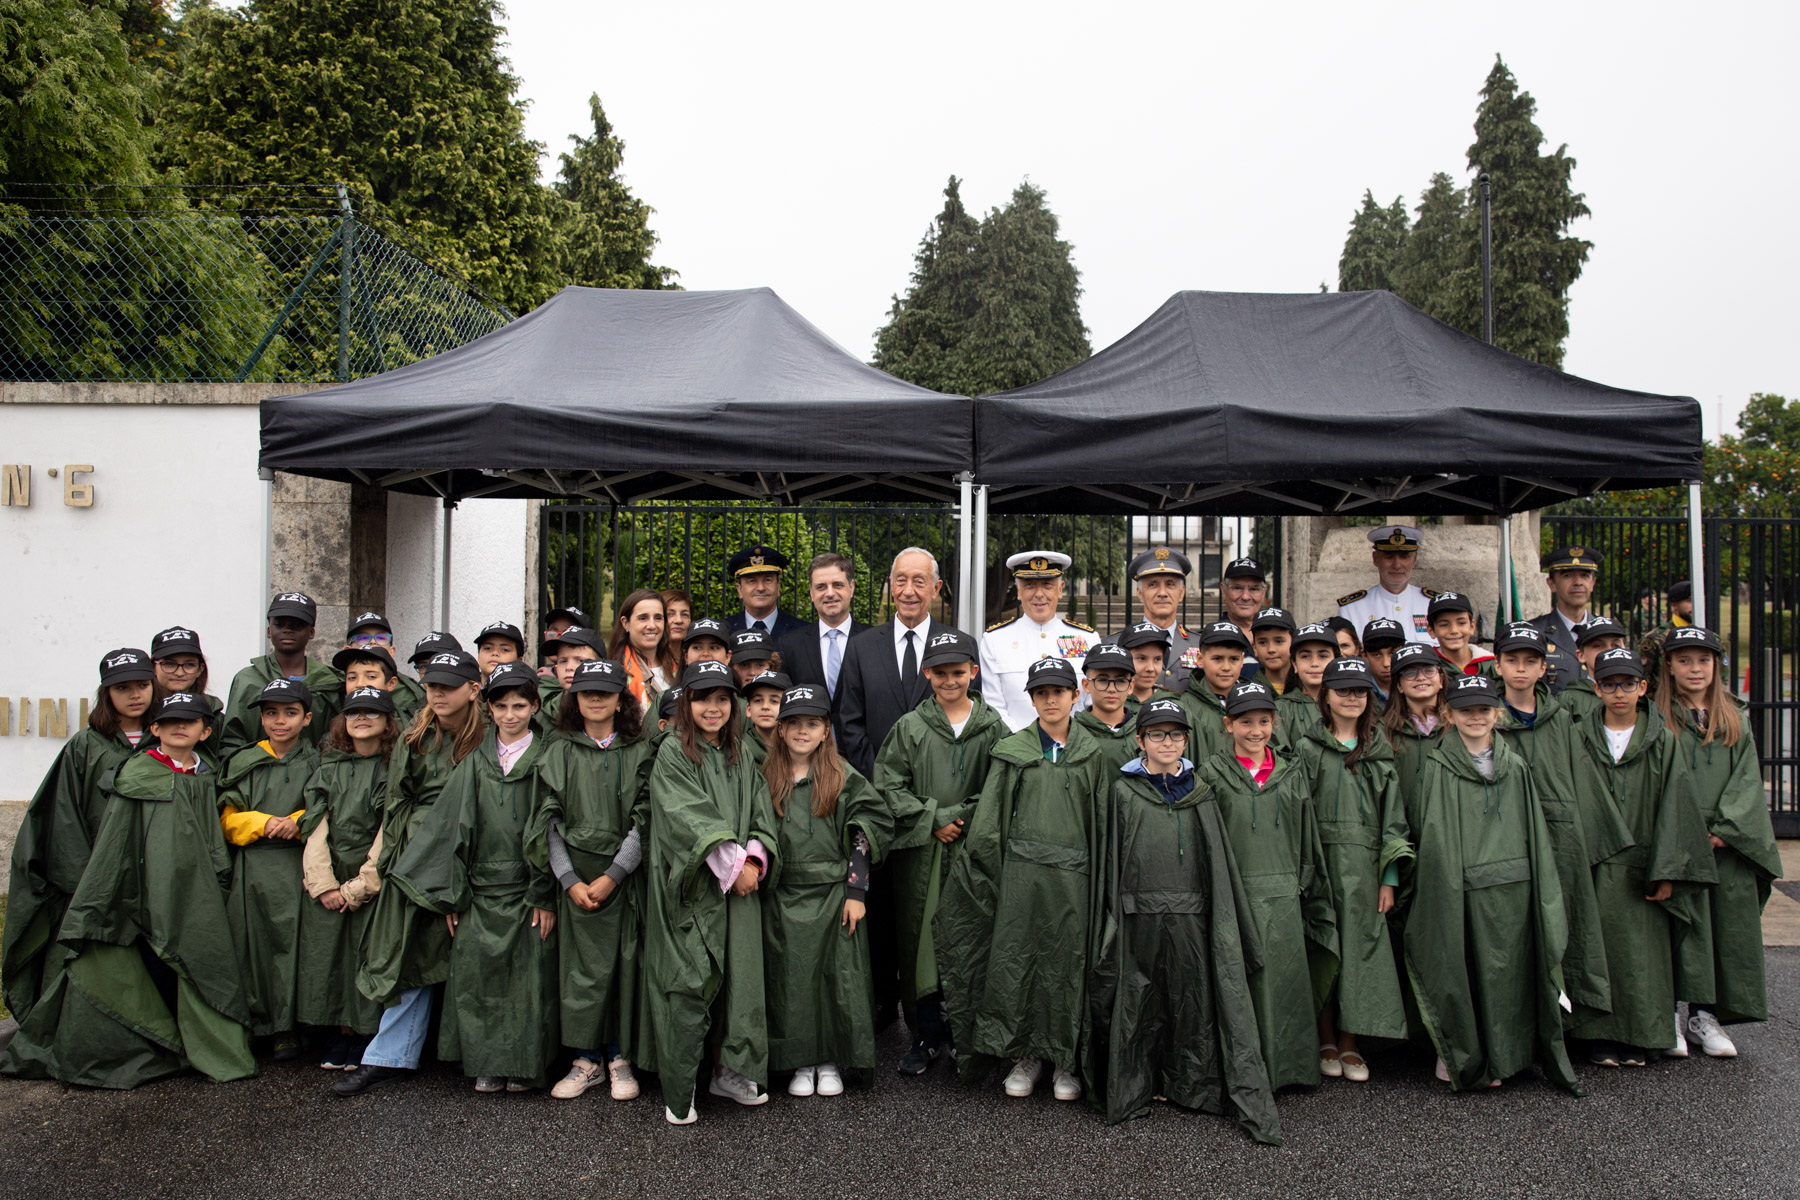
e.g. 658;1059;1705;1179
498;1;1795;439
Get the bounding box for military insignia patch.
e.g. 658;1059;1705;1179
1413;615;1430;634
1179;647;1203;668
1057;636;1087;658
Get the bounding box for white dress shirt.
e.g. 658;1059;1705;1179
893;617;932;676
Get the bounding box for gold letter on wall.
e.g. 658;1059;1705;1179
64;465;94;507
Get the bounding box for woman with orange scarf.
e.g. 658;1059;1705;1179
609;589;677;713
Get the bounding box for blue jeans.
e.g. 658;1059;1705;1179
360;986;433;1069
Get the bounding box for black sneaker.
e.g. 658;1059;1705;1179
319;1036;357;1070
332;1064;407;1097
273;1035;304;1062
897;1039;940;1076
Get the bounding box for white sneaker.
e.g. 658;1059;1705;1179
1666;1010;1690;1058
1688;1010;1738;1058
788;1066;817;1097
552;1057;604;1099
608;1056;639;1101
665;1089;697;1125
816;1064;843;1097
709;1066;770;1106
1051;1066;1081;1101
1003;1056;1043;1097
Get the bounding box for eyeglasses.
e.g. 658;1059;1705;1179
351;633;393;647
1089;676;1131;691
1596;678;1642;694
158;660;201;672
1140;728;1188;744
1224;584;1264;596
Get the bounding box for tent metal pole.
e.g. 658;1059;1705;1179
1688;482;1707;630
971;485;989;633
440;498;455;631
956;475;974;632
1498;514;1513;624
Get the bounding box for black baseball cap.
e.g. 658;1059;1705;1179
1391;643;1443;677
1663;626;1724;655
1222;558;1266;582
1198;621;1252;653
1292;623;1340;652
541;626;604;656
1224;680;1277;715
1082;644;1134;676
1117;621;1173;651
150;626;205;661
1360;618;1407;651
332;645;399;678
1592;647;1646;680
341;686;397;716
1134;698;1189;729
684;618;730;649
730;628;774;663
1446;674;1501;709
474;621;526;654
1250;607;1297;635
1024;657;1080;692
151;692;212;723
410;631;463;665
1576;616;1628;648
346;610;392;636
1427;591;1473;621
419;650;480;687
569;658;628;694
657;687;683;719
99;647;155;687
679;660;738;693
1321;657;1377;690
1494;624;1548;657
920;629;979;669
1667;581;1693;604
778;684;831;719
742;669;791;695
268;591;318;624
482;661;538;699
543;605;592;629
257;678;313;709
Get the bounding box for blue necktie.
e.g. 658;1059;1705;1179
825;628;843;698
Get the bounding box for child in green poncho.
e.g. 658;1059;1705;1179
538;658;653;1104
1197;680;1337;1092
761;684;891;1098
1074;644;1139;773
1568;648;1716;1068
740;668;788;769
874;628;1006;1076
297;686;398;1069
218;678;319;1058
1277;623;1341;745
1655;627;1781;1058
1297;657;1409;1084
1404;674;1578;1092
220;592;342;758
1381;643;1450;831
936;656;1111;1104
644;660;782;1125
1177;623;1254;764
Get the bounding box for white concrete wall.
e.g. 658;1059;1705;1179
1;397;268;803
384;493;533;655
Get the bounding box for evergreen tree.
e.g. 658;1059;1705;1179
554;94;675;290
873;177;1088;397
0;0;151;189
1390;172;1471;324
1337;190;1410;292
166;0;564;311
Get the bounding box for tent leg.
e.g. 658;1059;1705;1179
970;485;989;632
1688;482;1706;630
956;476;974;632
1498;514;1513;624
441;499;455;631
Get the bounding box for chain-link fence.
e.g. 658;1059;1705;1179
0;184;511;383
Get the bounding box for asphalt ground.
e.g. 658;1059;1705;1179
1;950;1795;1200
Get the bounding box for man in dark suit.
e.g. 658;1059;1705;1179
776;552;866;745
723;544;806;642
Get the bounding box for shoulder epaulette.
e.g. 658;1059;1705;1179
1337;589;1367;606
986;616;1017;632
1420;587;1442;599
1175;624;1189;638
1064;620;1095;633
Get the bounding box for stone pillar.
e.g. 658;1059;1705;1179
270;472;352;661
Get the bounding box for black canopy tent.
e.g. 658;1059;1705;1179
965;290;1705;627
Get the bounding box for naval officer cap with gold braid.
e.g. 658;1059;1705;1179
1539;544;1602;573
1367;525;1423;552
1007;550;1071;579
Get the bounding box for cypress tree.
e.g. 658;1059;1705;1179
554;93;676;291
1337;190;1410;292
1390;171;1471;325
872;176;984;394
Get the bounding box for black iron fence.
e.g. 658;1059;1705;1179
538;503;1281;637
1543;512;1800;835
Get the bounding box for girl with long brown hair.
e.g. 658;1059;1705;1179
1657;627;1780;1058
1382;642;1448;829
759;685;891;1098
608;588;676;712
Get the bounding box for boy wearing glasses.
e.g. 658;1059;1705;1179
1075;643;1139;772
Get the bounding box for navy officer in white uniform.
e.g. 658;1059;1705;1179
979;550;1099;730
1336;525;1440;646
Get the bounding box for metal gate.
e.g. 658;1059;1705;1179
1543;513;1800;835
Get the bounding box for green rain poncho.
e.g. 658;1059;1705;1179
1;755;254;1088
935;722;1110;1089
1175;676;1233;764
1275;688;1323;749
527;729;654;1058
1196;747;1338;1090
1666;705;1781;1023
357;731;466;1004
1567;706;1717;1052
1294;724;1411;1040
1495;684;1629;1019
1075;709;1139;775
219;656;343;757
218;740;320;1037
296;747;389;1033
763;763;892;1073
642;734;782;1120
394;673;426;722
386;733;560;1084
1091;761;1281;1142
1384;714;1443;833
873;694;1007;1026
2;727;136;1023
1403;735;1579;1091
